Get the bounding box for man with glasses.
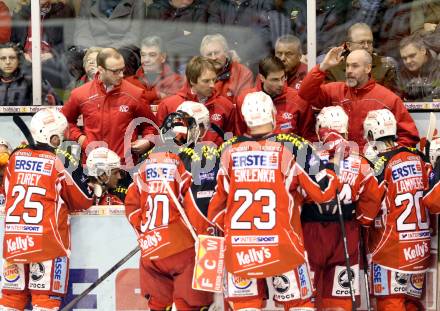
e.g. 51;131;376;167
62;48;158;166
326;23;399;93
235;56;314;140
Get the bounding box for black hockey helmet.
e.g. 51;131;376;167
160;111;198;146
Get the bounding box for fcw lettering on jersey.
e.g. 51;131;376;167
14;156;54;176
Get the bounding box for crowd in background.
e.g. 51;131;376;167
0;0;438;106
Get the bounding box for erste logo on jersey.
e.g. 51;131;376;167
14;156;54;176
145;164;176;181
391;161;422;182
232;151;278;169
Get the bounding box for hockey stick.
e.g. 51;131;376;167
335;190;357;311
159;170;198;241
358;227;371;311
425;112;436;157
13;115;35;146
60;245;140;311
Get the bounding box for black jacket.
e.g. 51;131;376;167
0;68;61;106
397;54;440;101
207;0;273;68
145;0;208;58
11;2;75;54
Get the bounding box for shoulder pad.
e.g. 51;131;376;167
274;133;310;150
201;145;219;160
218;136;239;153
179;147;201;162
55;148;80;167
11;144;29;155
371;155;388;176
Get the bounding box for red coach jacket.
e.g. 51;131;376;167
298;65;419;150
156;83;236;146
215;60;253;102
61;75;158;163
126;64;184;105
235;82;316;141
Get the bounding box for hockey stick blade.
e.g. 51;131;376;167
13;115;35;146
60;245;140;311
427;112;436;142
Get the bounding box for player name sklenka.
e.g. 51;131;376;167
234;168;275;183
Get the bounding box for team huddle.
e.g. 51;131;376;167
0;94;440;310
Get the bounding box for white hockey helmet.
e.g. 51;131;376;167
177;101;210;140
86;147;121;178
429;137;440;166
316;106;348;135
0;138;11;152
363;109;397;141
30;108;68;148
241;91;276;128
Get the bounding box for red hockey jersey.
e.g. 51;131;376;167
125;147;214;261
369;146;431;273
208;134;339;278
3;147;93;263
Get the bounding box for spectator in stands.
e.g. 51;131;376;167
235;56;314;140
207;0;273;72
74;0;145;48
145;0;208;74
11;0;75;90
118;45;140;78
299;47;419;150
410;0;440;33
157;56;235;146
76;47;103;87
325;23;399;93
274;34;307;90
0;43;60;106
126;36;183;105
398;34;440;101
61;48;158;166
0;1;11;43
374;0;413;60
200;34;253;103
273;0;353;56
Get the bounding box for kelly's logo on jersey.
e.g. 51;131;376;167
232;151;278;169
14;156;54;176
391;161;422;182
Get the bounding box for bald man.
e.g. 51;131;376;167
325;23;398;93
298;46;419;151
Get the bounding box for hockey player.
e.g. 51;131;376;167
176;101;219;226
423;137;440;214
86;147;131;205
207;91;340;311
364;109;431;311
124;110;214;311
0;109;94;311
0;138;11;204
301;106;382;310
